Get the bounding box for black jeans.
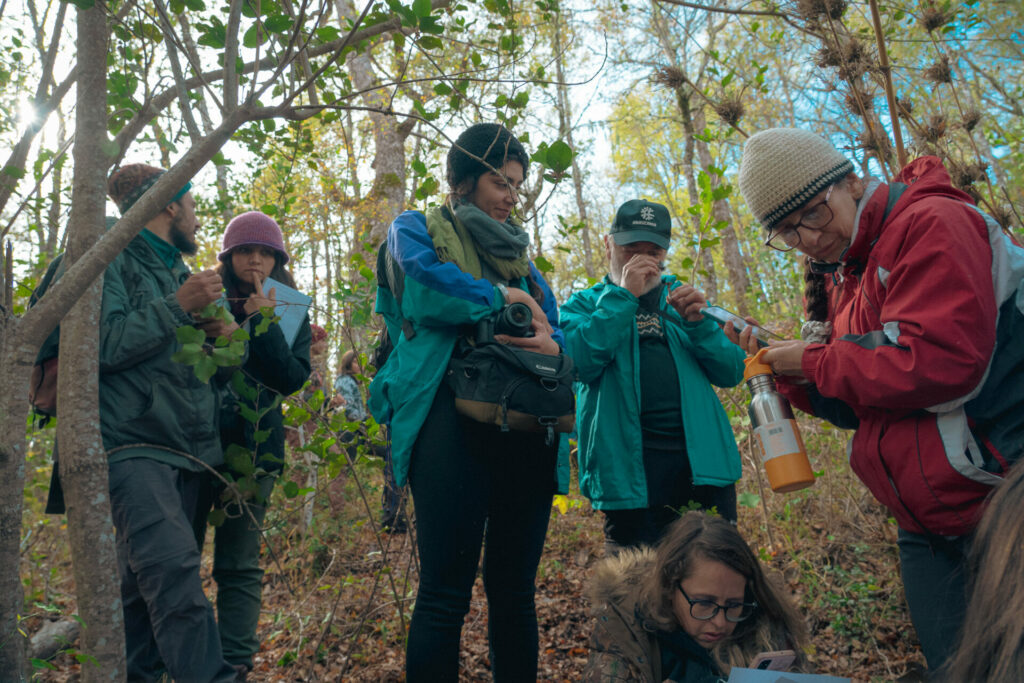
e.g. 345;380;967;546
603;443;737;550
405;383;557;682
108;459;237;683
897;529;970;673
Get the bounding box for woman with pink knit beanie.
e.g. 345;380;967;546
207;210;312;679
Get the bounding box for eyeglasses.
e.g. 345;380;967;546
677;585;757;623
764;184;836;252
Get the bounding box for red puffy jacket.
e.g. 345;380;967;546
782;157;1020;536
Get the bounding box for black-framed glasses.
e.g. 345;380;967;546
764;184;836;252
677;585;757;623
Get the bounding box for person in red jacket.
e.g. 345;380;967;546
732;128;1023;673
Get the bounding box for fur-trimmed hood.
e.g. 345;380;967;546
586;548;658;616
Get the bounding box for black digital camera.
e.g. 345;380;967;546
475;302;534;343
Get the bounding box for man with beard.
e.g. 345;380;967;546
560;199;746;550
100;164;240;681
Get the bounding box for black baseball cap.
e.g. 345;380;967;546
611;199;671;249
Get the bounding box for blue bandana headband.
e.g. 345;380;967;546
117;171;193;215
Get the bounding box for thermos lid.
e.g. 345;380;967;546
743;348;774;381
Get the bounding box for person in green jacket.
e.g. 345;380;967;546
560;199;745;550
206;211;312;679
583;512;807;682
369;123;567;681
102;163;240;682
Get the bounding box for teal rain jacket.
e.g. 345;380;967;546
369;209;569;492
559;275;744;510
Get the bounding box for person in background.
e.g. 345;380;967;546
102;163;239;681
584;511;807;682
560;199;745;551
207;210;312;679
734;127;1024;672
333;349;407;532
944;460;1024;682
370;122;566;680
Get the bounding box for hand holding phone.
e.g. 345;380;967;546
750;649;796;671
700;305;782;348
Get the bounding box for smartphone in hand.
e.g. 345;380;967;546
750;649;797;671
700;305;782;348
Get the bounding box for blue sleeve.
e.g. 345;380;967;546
388;211;502;327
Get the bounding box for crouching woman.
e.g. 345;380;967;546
584;512;807;682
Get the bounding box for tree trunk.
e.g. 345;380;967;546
339;0;415;247
56;4;125;679
693;109;749;313
553;9;595;278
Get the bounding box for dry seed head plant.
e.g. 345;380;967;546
918;5;952;33
815;38;872;82
857;127;893;165
652;65;686;91
795;0;847;22
713;94;746;129
923;57;953;84
895;96;914;120
948;159;989;189
921;114;948;144
961;109;982;132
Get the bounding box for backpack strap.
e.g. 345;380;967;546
376;241;415;342
883;182;908;222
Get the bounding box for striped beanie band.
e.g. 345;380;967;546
738;128;854;231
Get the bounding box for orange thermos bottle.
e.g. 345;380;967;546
744;349;815;493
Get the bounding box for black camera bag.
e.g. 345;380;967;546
445;340;576;443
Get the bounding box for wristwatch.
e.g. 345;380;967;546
496;282;509;305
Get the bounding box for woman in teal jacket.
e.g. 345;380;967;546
370;123;566;681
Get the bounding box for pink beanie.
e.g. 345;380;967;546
219;211;289;263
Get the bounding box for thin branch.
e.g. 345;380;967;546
152;0;202;139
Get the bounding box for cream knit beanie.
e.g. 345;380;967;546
738;128;854;230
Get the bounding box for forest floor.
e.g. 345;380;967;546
23;416;931;682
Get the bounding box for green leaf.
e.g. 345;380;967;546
253;429;272;444
176;325;206;345
417;35;442;50
183;0;205;9
197;19;226;49
263;14;293;33
195;355;217;383
420;15;444;34
171;343;203;365
281;479;300;498
432;82;452;96
533;255;553;273
225;445;255;475
242;24;265;49
207;508;227;527
738;492;761;508
316;26;340;41
543;140;573;174
239;405;259;424
412;0;431;17
211;347;241;367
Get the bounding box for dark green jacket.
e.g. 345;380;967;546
99;235;222;471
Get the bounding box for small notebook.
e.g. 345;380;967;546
262;277;312;348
